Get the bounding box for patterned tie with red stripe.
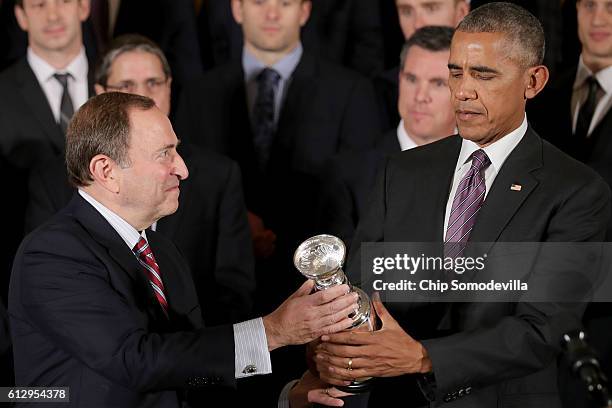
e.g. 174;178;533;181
445;149;491;258
133;237;169;317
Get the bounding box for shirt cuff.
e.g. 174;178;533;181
278;379;300;408
234;317;272;378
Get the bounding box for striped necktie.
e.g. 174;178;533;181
53;73;75;134
445;149;491;258
133;237;169;317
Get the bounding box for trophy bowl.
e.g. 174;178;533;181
294;234;376;392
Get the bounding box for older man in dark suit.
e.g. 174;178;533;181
26;34;256;328
313;4;611;407
9;92;359;407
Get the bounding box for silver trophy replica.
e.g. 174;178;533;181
294;234;376;393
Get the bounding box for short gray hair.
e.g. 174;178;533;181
94;34;172;87
457;2;545;68
400;26;454;70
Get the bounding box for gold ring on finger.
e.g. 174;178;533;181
347;358;353;371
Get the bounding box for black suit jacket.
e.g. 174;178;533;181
9;194;236;407
0;57;94;169
345;128;611;407
202;0;384;76
176;52;381;252
25;144;255;326
317;129;400;246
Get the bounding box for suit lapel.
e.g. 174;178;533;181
68;195;165;321
470;128;542;249
147;233;201;329
15;59;65;154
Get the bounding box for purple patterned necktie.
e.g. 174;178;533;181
445;149;491;257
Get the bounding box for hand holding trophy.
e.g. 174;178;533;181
294;234;377;392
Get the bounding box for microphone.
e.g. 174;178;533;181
562;330;612;408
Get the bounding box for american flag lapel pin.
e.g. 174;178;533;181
510;183;522;191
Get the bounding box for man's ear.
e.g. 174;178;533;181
78;0;91;22
14;4;29;32
455;0;470;24
89;154;120;194
94;84;105;96
230;0;244;25
525;65;549;100
300;0;312;27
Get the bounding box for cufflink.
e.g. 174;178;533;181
242;364;257;374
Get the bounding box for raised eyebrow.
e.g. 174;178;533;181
448;63;461;70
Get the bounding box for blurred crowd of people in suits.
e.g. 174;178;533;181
0;0;611;407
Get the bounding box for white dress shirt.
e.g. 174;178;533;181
243;43;303;127
572;56;612;136
27;47;89;124
78;190;272;378
442;115;528;238
397;119;419;151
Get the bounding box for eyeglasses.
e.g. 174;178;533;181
578;0;612;15
105;78;168;94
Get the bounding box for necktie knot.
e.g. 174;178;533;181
257;68;281;87
586;75;601;94
470;149;491;172
53;72;72;89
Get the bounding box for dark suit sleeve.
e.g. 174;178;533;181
420;176;611;402
339;76;382;152
208;161;256;324
15;229;236;391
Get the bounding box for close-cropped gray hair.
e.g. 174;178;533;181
456;2;545;68
95;34;172;87
400;26;454;70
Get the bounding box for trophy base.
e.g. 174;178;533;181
336;377;374;393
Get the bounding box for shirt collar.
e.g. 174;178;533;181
455;114;528;174
78;189;148;250
396;119;418;151
242;43;303;83
574;55;612;95
27;46;88;84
